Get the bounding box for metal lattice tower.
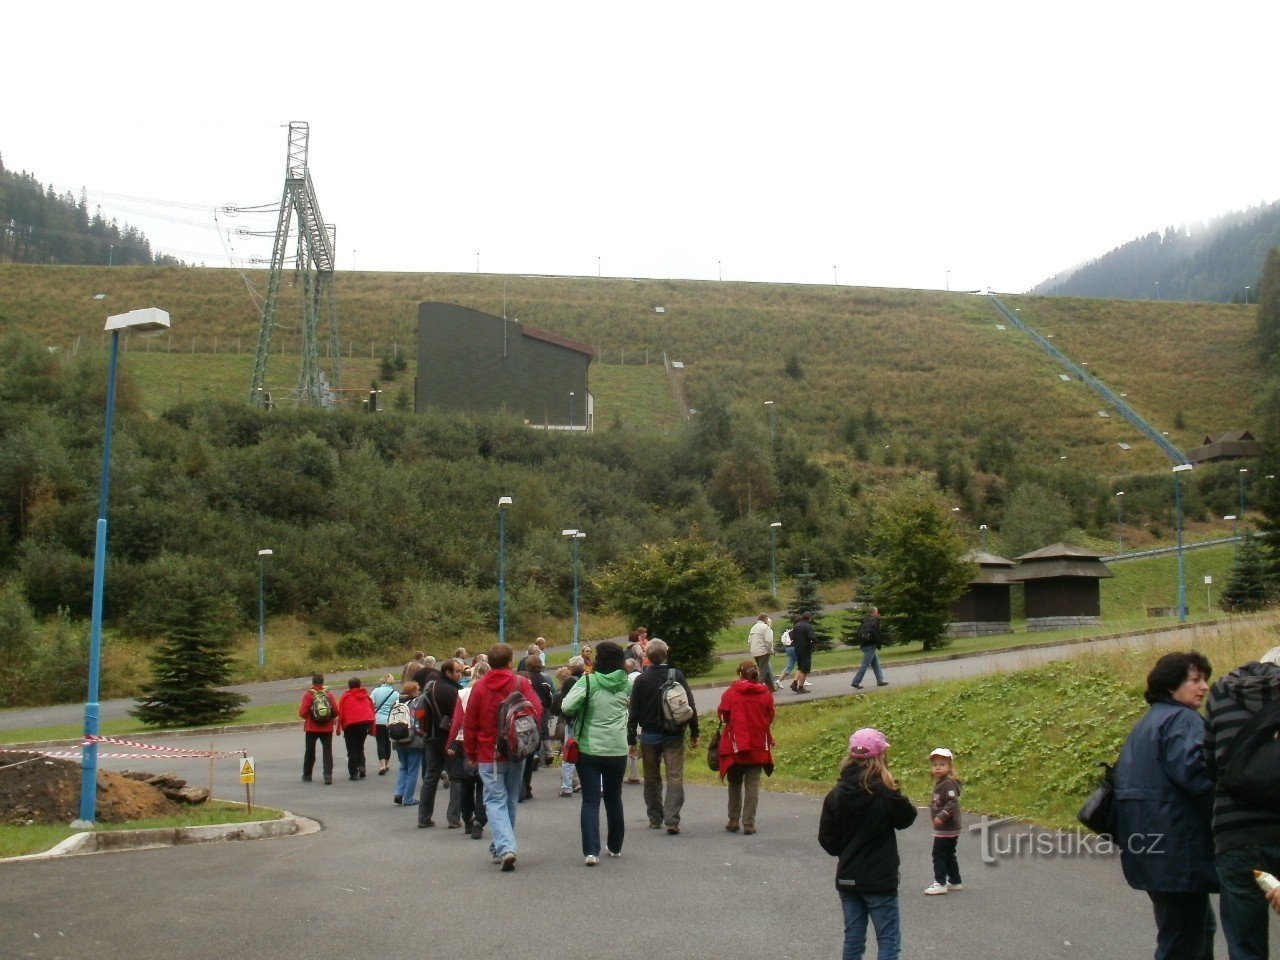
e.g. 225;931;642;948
249;122;342;407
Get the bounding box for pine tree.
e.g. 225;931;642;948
787;565;834;652
131;580;247;728
1255;248;1280;364
1221;533;1274;613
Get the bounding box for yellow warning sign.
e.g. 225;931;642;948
239;757;256;784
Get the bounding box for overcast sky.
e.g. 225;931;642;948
5;2;1277;293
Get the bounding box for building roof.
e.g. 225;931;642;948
960;551;1017;584
1014;542;1114;581
1187;430;1261;464
521;325;596;358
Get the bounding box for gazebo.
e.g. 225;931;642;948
949;551;1016;637
1015;542;1114;632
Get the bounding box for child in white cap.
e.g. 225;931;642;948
818;728;918;960
924;747;964;895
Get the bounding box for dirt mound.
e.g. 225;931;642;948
0;753;180;824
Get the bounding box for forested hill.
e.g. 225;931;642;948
1030;200;1280;303
0;155;178;267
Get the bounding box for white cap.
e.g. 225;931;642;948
930;747;954;759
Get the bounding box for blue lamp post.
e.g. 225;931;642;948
562;528;585;655
77;308;171;828
1115;491;1125;552
569;391;576;429
498;496;512;643
769;521;782;597
1173;463;1193;622
257;549;273;668
764;400;776;450
979;524;989;553
1238;468;1248;524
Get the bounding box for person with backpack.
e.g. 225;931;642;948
299;674;338;785
1114;651;1218;960
626;638;699;834
560;641;631;865
788;612;817;695
371;674;399;776
777;626;802;689
518;654;555;802
390;680;425;806
448;660;491;840
1204;644;1280;960
850;606;889;690
336;676;375;781
463;643;544;872
417;658;464;828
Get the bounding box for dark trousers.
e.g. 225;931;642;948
302;731;333;780
419;739;450;824
1148;891;1215;960
459;775;486;828
1217;844;1280;960
373;724;391;763
931;835;961;885
578;753;627;857
342;722;371;778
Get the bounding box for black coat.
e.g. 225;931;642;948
789;619;817;655
819;764;918;894
627;663;699;742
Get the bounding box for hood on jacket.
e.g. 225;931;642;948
730;678;770;696
1216;661;1280;713
590;668;630;694
345;687;373;704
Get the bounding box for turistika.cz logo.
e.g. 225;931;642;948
969;815;1163;865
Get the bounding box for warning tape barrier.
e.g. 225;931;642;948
0;736;243;761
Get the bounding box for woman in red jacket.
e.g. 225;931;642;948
717;660;776;834
337;677;376;781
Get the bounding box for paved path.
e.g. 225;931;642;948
0;723;1238;959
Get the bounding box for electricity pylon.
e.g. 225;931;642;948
248;121;341;407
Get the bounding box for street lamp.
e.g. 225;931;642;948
769;521;782;597
979;523;989;553
498;497;512;643
1245;286;1250;305
763;400;776;449
1173;463;1194;623
1225;514;1239;542
257;549;273;668
562;529;586;655
569;391;576;429
1239;467;1249;522
1115;491;1125;552
78;308;171;828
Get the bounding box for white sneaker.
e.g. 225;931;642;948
924;882;948;896
947;882;963;891
585;855;600;866
607;850;622;858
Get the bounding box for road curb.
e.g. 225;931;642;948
1;810;320;863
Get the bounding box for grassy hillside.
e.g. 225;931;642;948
0;264;1256;476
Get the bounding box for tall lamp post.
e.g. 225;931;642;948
562;529;586;655
1115;491;1125;552
1225;515;1239;542
1173;463;1194;623
498;497;512;643
568;391;576;429
77;308;171;828
979;524;989;553
763;400;776;450
769;521;782;597
257;549;273;668
1238;468;1248;524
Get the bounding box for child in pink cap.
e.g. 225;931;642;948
818;728;917;960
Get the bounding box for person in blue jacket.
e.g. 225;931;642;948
1114;650;1217;960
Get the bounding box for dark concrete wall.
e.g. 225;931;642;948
415;302;591;424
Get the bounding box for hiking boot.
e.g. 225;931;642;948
666;825;680;835
471;824;485;840
302;775;312;783
877;680;889;686
743;826;757;835
393;795;402;804
418;819;435;828
323;776;333;785
725;819;740;832
924;882;948;896
851;682;864;689
500;853;517;872
649;819;663;829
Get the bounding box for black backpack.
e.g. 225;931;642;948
1218;697;1280;810
858;616;879;647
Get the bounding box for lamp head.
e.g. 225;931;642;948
1172;463;1194;474
561;529;579;537
104;307;170;336
498;496;513;507
258;548;274;557
770;521;782;528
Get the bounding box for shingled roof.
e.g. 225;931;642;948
960;550;1017;584
1187;430;1261;464
1014;542;1114;581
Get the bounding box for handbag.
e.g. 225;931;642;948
1077;761;1116;838
563;676;590;764
706;720;723;771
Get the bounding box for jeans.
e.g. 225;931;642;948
852;645;885;685
394;744;422;802
778;646;799;679
578;753;627;857
1217;844;1280;960
727;763;762;828
641;737;686;827
754;654;776;690
1148;891;1215;960
480;760;524;858
838;889;901;960
303;731;333;780
560;719;578;794
932;836;961;885
342;722;371;778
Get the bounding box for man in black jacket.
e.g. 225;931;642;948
789;612;817;694
418;658;463;828
851;606;889;690
627;639;699;833
1204;644;1280;959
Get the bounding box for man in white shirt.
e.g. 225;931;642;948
747;613;779;692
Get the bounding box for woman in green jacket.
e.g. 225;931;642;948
561;640;632;865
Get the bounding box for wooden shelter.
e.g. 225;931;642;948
949;551;1016;637
1015;542;1113;632
1187;430;1261;464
